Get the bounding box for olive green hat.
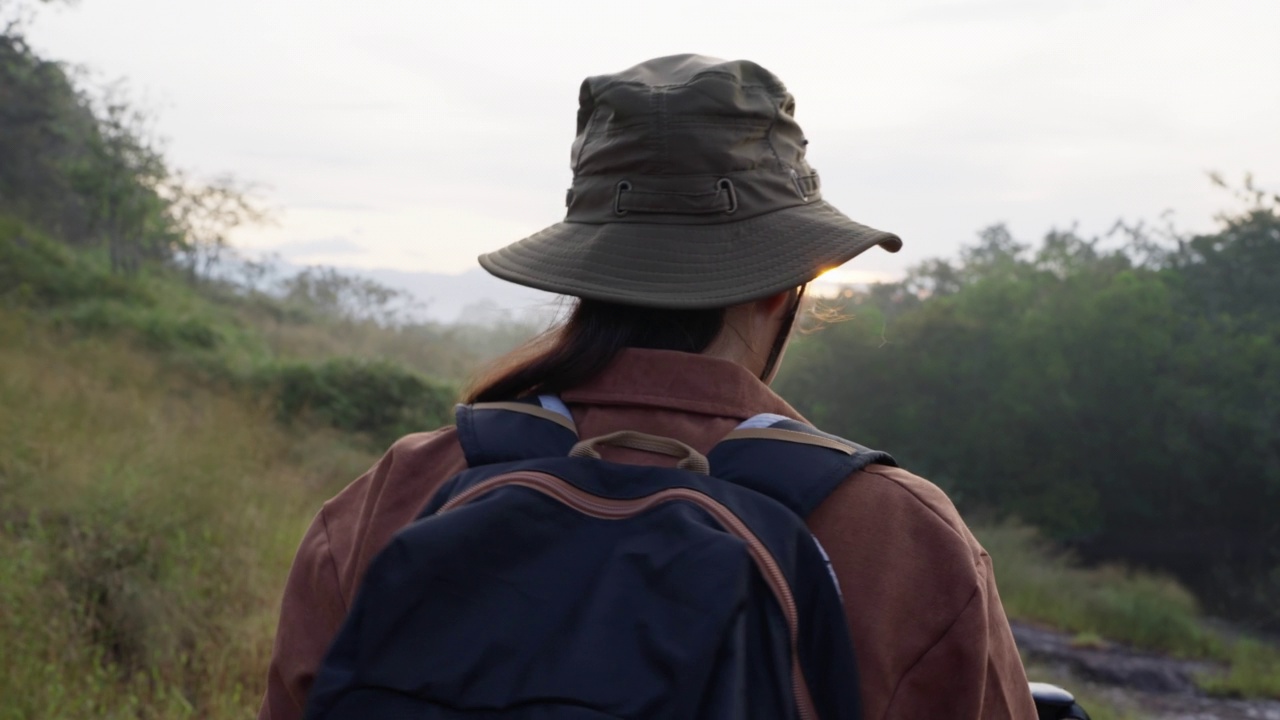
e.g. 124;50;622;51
478;54;902;309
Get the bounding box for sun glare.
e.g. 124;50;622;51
810;266;899;297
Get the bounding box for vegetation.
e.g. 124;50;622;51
266;357;454;441
0;19;539;712
978;523;1280;699
0;308;379;718
777;183;1280;633
0;217;474;445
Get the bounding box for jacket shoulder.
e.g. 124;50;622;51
320;426;469;605
857;464;979;551
809;462;986;583
325;427;465;505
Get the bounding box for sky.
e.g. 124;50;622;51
22;0;1280;289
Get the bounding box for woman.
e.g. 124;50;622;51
260;54;1036;719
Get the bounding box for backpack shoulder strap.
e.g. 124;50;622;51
706;415;897;518
454;395;580;467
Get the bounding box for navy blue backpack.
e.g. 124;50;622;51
305;397;896;720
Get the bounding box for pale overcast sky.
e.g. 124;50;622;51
24;0;1280;285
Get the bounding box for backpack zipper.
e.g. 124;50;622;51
436;471;819;720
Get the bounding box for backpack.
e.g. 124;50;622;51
305;397;897;720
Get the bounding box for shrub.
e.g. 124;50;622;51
0;217;142;308
265;358;455;444
1198;639;1280;699
56;299;223;353
977;522;1223;659
981;521;1280;699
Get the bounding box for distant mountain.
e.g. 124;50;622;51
352;266;562;324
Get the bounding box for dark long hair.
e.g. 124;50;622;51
463;299;728;403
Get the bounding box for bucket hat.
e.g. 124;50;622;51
478;54;902;309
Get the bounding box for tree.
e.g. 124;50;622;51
776;195;1280;629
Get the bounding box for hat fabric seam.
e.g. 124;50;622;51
592;77;788;94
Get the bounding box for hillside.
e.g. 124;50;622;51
0;216;530;718
0;305;378;717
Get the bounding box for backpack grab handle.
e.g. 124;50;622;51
569;431;711;475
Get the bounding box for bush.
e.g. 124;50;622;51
56;298;223;353
1198;638;1280;699
0;217;142;308
980;521;1280;699
978;522;1223;659
265;358;455;444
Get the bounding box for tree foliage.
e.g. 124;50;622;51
0;19;264;275
778;187;1280;630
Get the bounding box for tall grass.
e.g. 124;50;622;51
978;523;1222;657
0;310;377;719
979;522;1280;699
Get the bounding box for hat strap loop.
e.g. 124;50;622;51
614;178;738;216
790;169;820;201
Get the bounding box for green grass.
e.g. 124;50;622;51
980;522;1280;699
1197;638;1280;699
0;309;378;718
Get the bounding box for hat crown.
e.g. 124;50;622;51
475;55;902;310
565;55;820;224
573;55;803;174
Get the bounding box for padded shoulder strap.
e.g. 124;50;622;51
454;396;580;467
707;416;896;518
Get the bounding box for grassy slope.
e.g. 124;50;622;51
0;309;377;719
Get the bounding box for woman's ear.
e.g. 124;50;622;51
757;289;794;317
756;289;804;336
755;286;806;384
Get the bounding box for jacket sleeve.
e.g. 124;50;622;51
258;509;349;720
881;552;1034;719
808;465;1036;720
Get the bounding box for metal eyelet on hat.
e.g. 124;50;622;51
613;181;632;216
789;168;809;202
717;178;738;215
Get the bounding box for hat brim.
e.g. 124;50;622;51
478;200;902;309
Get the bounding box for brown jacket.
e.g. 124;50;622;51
260;349;1035;719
